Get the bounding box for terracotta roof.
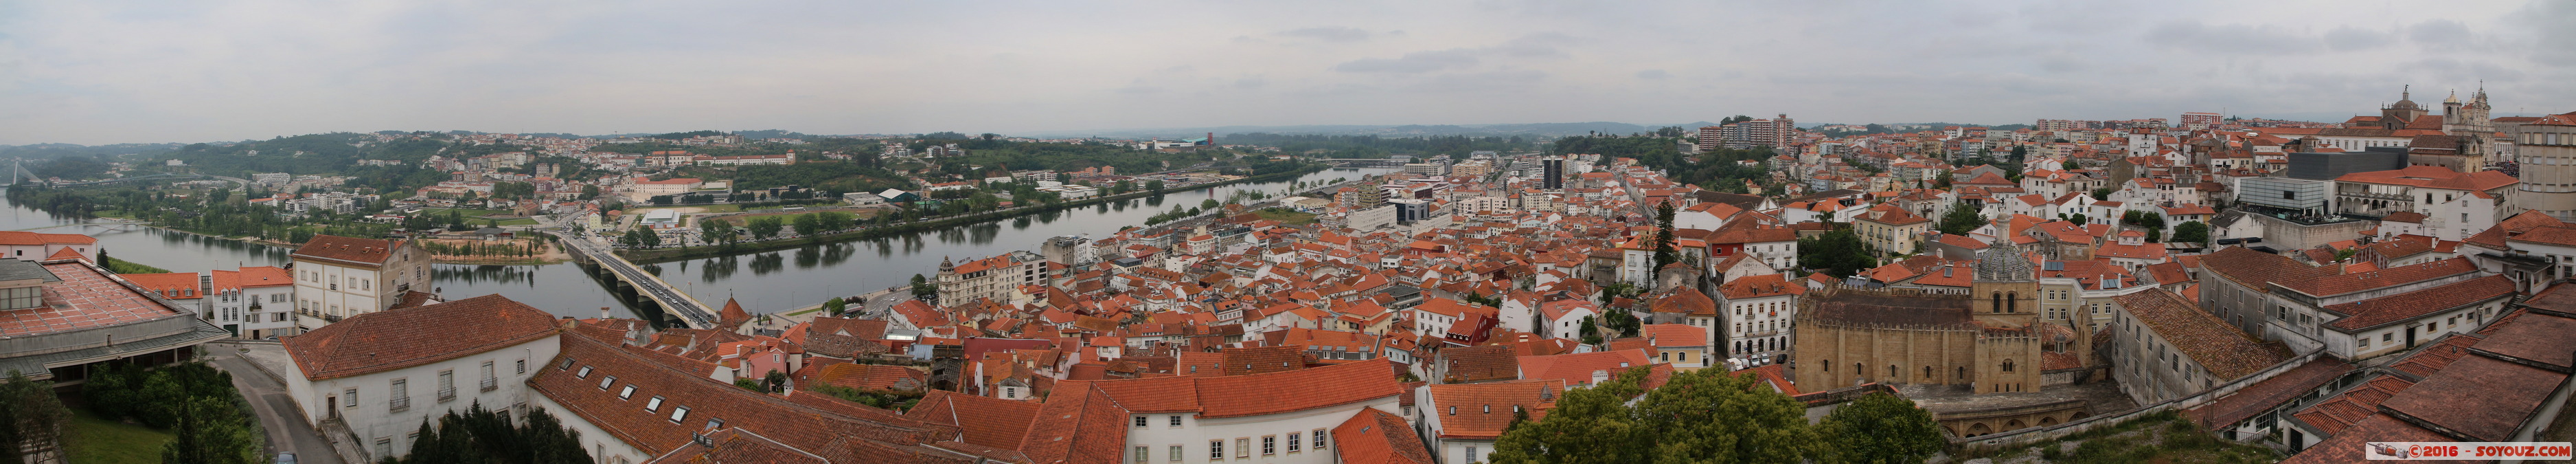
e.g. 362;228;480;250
2321;275;2514;331
2112;289;2292;381
1516;349;1656;388
1081;359;1402;419
2280;414;2450;464
290;234;406;265
1333;408;1436;464
2187;357;2353;430
285;294;562;380
2378;354;2566;441
1649;287;1716;315
811;364;926;391
643;428;828;464
1717;273;1803;299
1015;382;1130;464
532;333;957;459
904;389;1041;450
1441;345;1520;384
1426;379;1564;439
2283;257;2474;298
0;261;194;338
119;272;201;300
2197;247;2332;295
2464;309;2576;371
1640;324;1706;347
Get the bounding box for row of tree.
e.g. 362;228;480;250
1488;366;1946;463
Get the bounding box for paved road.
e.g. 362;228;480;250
211;350;344;464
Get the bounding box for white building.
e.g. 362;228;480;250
212;267;297;338
283;295;563;461
291;235;433;334
1419;380;1565;464
1717;273;1802;364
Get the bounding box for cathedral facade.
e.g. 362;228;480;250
1792;246;2053;394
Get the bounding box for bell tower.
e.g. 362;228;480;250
1972;245;2040;328
2382;85;2428;131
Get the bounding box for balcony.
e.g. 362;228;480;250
437;387;456;403
481;377;499;392
389;397;411;412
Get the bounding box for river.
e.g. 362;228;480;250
1;167;1394;319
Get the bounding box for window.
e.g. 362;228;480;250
1134;416;1148;428
1170;445;1183;462
1236;439;1249;459
645;396;664;412
670;406;689;423
576;366;593;378
389;378;409;411
482;361;495;381
376;438;392;457
1288;432;1301;452
344;388;358;407
1262;436;1275;455
1136;446;1150;463
619;386;636;399
1169;415;1183;428
0;286;42;310
599;375;616;390
1209;441;1223;460
437;369;455;401
517;359;528;374
2383;333;2393;342
1314;429;1327;449
560;358;576;370
1467;445;1479;463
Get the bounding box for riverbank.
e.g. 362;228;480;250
617;164;1329;263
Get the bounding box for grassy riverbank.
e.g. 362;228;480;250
618;165;1332;263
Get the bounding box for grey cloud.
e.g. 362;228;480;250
1233;77;1266;89
1635;69;1669;80
1420;69;1546;89
1491;32;1575;58
2323;27;2392;52
2144;21;2319;54
1277;27;1371;43
2408;20;2473;48
1332;48;1480;73
2509;1;2576;65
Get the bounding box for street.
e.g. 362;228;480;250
209;345;344;464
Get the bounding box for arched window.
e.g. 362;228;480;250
1889;365;1898;378
2002;360;2016;373
1992;292;2003;313
1822;360;1831;373
1957;366;1967;379
1923;366;1933;378
2007;291;2018;313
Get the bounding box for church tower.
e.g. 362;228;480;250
2444;85;2496;135
2382;85;2428;131
1972;245;2040;328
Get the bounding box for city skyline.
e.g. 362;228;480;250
3;0;2572;146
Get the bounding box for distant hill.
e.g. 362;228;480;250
0;142;190;160
1029;121;1731;140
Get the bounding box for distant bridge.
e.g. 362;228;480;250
46;173;245;188
551;230;716;329
1316;158;1408;168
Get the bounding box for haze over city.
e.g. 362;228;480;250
4;0;2573;145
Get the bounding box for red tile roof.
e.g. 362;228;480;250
2321;275;2514;331
1640;324;1705;347
1080;358;1403;419
904;389;1041;450
2378;354;2566;441
119;272;201;300
1516;349;1656;388
1015;382;1129;464
2283;257;2474;298
2186;357;2353;430
811;364;926;391
290;234;404;265
1426;379;1564;439
532;334;958;459
1333;408;1436;464
284;294;562;380
0;261;190;338
2112;289;2292;380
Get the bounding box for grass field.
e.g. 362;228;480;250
66;410;174;464
1253;208;1319;225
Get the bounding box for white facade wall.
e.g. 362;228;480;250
1121;399;1400;464
286;335;560;459
1725;294;1796;362
207;285;296;338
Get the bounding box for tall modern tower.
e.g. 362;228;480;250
1540;157;1565;190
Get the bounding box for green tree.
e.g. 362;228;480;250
385;404;593;464
1817;392;1946;464
0;372;71;463
1576;316;1602;345
792;212;823;236
1798;228;1877;278
2173;221;2211;243
1488;368;1648;463
2090;187;2114;201
822;297;848;316
1145;179;1165;193
747;216;784;240
1202;198;1221;210
159;396;262;464
910;274;938;301
1631;366;1817;463
1652;201;1678;280
1935;201;1984;236
699;217;736;244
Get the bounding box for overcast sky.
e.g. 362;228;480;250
3;0;2572;145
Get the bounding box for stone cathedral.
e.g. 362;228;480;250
1793;245;2053;394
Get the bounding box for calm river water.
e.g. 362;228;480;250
2;167;1391;319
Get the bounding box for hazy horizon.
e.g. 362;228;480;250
4;0;2571;146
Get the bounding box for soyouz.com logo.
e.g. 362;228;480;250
2369;442;2573;460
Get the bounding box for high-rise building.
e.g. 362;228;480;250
1702;115;1798;151
1540;157;1565;190
2180;112;2222;130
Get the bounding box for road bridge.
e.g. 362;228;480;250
550;231;716;329
1315;158;1407;168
